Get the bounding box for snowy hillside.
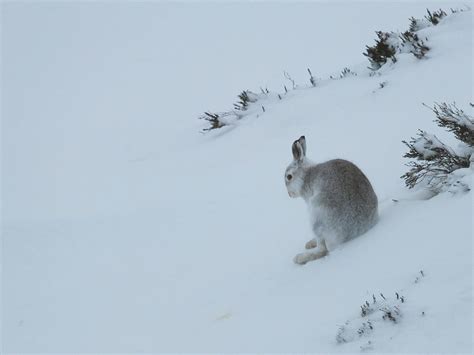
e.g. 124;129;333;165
2;2;472;353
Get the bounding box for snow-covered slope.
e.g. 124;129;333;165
2;3;472;353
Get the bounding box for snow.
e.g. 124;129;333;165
411;130;455;158
2;2;472;353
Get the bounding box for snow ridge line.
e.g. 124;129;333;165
198;7;471;133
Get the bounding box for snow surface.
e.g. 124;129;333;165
2;2;472;353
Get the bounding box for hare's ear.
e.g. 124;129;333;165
292;138;305;162
298;136;306;156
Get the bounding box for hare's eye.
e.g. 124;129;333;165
287;174;293;181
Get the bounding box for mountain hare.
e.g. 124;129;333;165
285;136;378;265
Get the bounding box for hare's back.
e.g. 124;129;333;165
308;159;378;241
307;159;377;208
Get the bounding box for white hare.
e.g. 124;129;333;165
285;136;378;265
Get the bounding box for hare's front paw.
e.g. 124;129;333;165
305;239;318;249
293;248;328;265
294;252;312;265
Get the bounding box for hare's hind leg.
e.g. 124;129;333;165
294;240;328;265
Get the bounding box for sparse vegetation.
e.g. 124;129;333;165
425;8;447;25
363;31;398;70
284;71;297;90
335;270;428;347
363;7;460;70
307;68;316;87
400;30;430;59
408;16;430;32
234;90;259;111
199;90;267;132
429;102;474;146
199;111;241;132
340;67;357;78
402;103;473;193
331;67;357;79
336;290;407;344
200;112;223;132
